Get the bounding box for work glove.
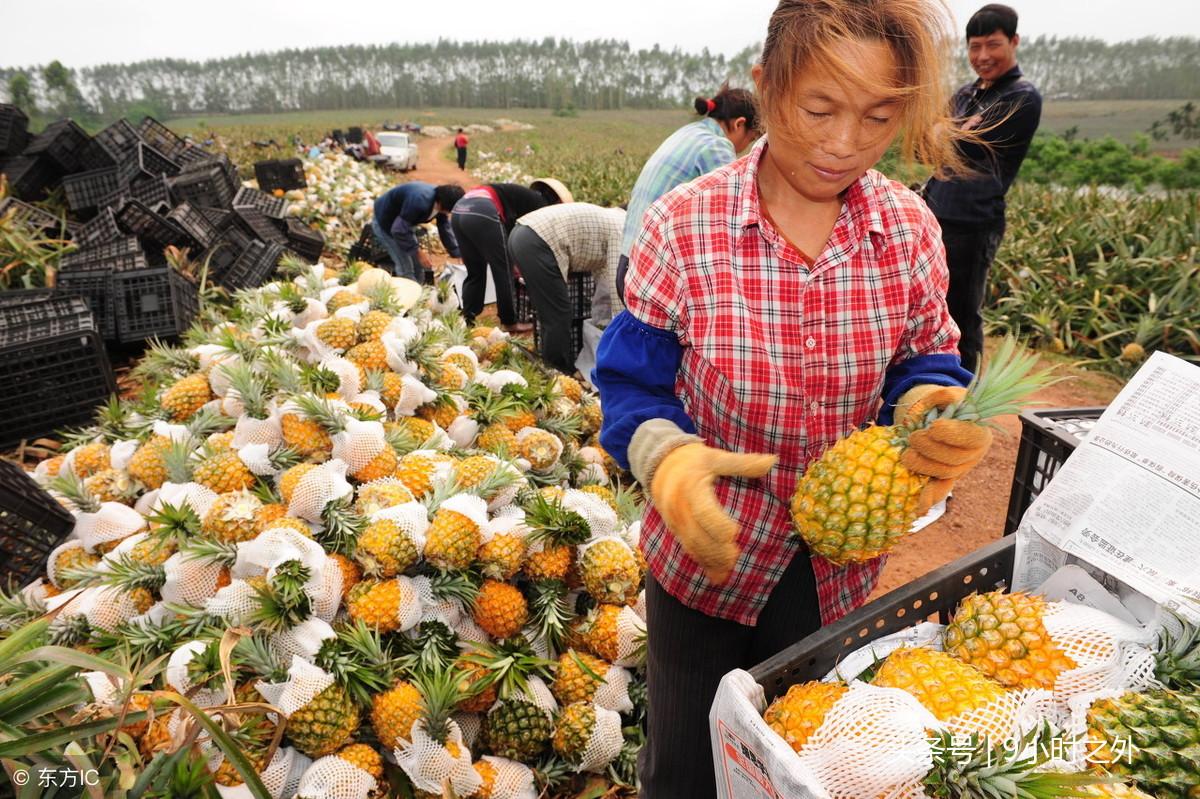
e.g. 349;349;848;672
895;385;993;513
650;443;777;585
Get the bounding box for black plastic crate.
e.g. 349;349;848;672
346;223;391;266
283;218;324;262
129;173;172;213
1004;407;1104;535
167;202;220;249
0;325;115;450
2;155;61;201
175;146;212;168
216;240;284;290
231;206;287;246
170;163;237;209
62;166;123;213
234;185;289;219
115;200;190;247
253;158;306;192
0;459;77;588
199;225;253;280
0;288;58;308
135;117;189;161
0;104;30;157
530;272;595;361
0;295;95;346
23;119;89;173
113;267;199;342
76;206;123;246
55;266;117;339
751;536;1016;701
0;197;61;233
199;206;232;228
90;119;142;162
119;141;181;183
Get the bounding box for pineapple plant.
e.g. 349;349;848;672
161;373;213;421
1085;688;1200;798
355;518;420;577
791;337;1051;564
473;579;529;640
942;590;1077;690
578;538;641;606
371;679;424;748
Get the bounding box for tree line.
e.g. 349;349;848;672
1;36;1196;122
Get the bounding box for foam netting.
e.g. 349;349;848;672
455;712;483;748
161;552;226;607
331;417;387;474
219;746;312;799
206;354;240;396
438;493;490;532
613;605;648;668
392;373;436;417
1041;600;1158;712
46;539;85;588
394;719;482;796
204;579;262;627
447;416;479;449
381;575;424;633
478;755;537;799
285;460;354;522
166;640;227;708
561;489;619;540
351;390;387;416
156;480;219;518
235;526;329;580
573;703;625;773
73;501;148;552
231;409;283;450
109;439;138;471
592;662;635;714
321;356;362;399
355;477;415;513
294;752;377;799
236;443;281;477
255;656;335;718
476;368;525;393
270;616;337;663
515;426;564;472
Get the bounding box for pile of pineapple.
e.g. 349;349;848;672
762;588;1200;798
11;259;649;799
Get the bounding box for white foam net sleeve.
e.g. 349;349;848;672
290;298;329;330
161;553;225;607
621;520;643;552
561;490;618;540
74;502;147;552
110;439;138;471
455;713;483;748
593;664;634;714
1044;601;1159;710
575;704;624;773
166;641;226;708
78;586;145;631
204;580;261;627
232;409;282;450
352;391;386;416
82;670;118;705
255;656;335;718
295;753;377;799
380;332;417;378
478;756;536;799
321;356;362;401
236;528;328;581
795;682;942;799
215;746;310;799
515;427;563;471
133;489;159;517
237;443;279;478
271;617;337;663
578;463;608;485
383;575;425;633
156;482;219;520
394;720;482;796
412;575;463;628
287;460;354;522
451;615;491;646
392;374;436;416
447;416;479;449
438;493;490;531
308;558;343;621
46;540;85;587
153;420;192;442
442;345;479;370
189;344;228;373
519;676;559;718
481;369;527;392
613;606;648;668
370;501;430;552
332;418;387;474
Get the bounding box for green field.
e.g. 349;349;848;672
1038;99;1187;153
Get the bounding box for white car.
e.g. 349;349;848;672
374;132;418;171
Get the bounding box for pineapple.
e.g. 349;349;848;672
281;410;332;459
316;317;358;351
346;340;388;372
555;375;584;404
396;451;443;497
943;590;1076;690
357;310;395;342
417;394;463;429
870;646;1006;721
578;539;641;606
1086;688;1200;798
477;530;527;581
578;483;617;511
551;650;609;706
161;373;212;421
71;442;112;478
254;502;288;532
395;416;437;444
356;518;420;577
127;435;173;490
84;468;137;504
328;553;362;599
485;697;552;763
454;656;499;713
50;544;99;589
351;444;398;483
455;455;500;492
472;759;498;799
473;579;529;640
336;743;384;781
355;479;415;515
763;681;847;752
791;338;1051;564
346;577;414;634
424;499;485;571
278;462;318;505
194;449;256;494
572;604;621;663
523;492;591;583
326;290;366;313
518;428;562;471
552;701;600;765
287;681;361;757
371;679;423;748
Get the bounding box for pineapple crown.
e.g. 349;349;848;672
426;568;481;609
0;587;46;633
232;634;287;684
313;620;396;706
291;393;348;434
300;363;342;396
48;470;101;514
411;665;464;746
149;500;203;542
249;560;313;634
222;361;271;420
62;552;166;593
275;252;311;281
319;498;366;558
397;620;461;675
527;579;573;656
435;310;470;347
131;338;202;384
521;490;591;547
465;383;523;425
459;635;555;701
259;349;304;396
162;439;199;485
180;537;239;569
538;411;583;444
1155;612;1200;689
384;420;422;457
338;261;364;286
362;282;404;314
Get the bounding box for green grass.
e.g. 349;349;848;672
1038;99;1187;152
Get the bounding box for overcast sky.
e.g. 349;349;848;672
3;0;1199;69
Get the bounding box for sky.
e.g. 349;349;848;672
2;0;1199;69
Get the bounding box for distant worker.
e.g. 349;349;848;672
363;129;382;159
450;179;572;332
372;181;465;281
922;3;1042;373
454;128;470;170
509;203;626;372
599;84;760;326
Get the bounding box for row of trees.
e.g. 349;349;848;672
1;36;1196;121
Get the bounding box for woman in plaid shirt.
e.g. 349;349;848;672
594;2;994;796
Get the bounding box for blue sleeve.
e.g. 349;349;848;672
593;311;696;470
878;353;973;425
436;213;460;258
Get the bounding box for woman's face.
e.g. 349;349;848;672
753;38;903;203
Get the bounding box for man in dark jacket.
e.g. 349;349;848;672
923;3;1042;373
371;182;464;281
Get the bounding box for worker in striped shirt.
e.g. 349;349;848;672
599;85;760;326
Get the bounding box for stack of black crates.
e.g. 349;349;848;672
1;108;324;344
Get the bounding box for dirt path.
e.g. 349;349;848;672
870;354;1123;597
410;135;474;189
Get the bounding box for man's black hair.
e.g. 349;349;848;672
966;4;1018;40
434;184;465;211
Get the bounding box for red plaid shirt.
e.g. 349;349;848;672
623;137;961;626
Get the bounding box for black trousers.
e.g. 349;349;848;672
456;146;467;169
640;552;822;799
507;225;575;373
941;219;1006;374
450;197;518;325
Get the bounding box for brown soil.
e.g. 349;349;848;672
870;349;1124;598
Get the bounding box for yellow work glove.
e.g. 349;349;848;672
649;443;777;585
895;385;994;513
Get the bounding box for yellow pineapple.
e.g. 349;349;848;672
424;508;482;571
435;362;468;391
254;502;288;532
871;646;1007;721
454;657;498;713
205;430;235;453
792;338;1050;564
84;468;137;504
128;436;172;490
395;451;442;498
473;579;528;640
477;531;526;581
454;455;498;492
316;317;358;351
504;408;538;434
354;479;414;515
394;415;436;443
763;682;848;752
202;490;263;543
552;701;599;765
573;604;622;663
472;759;497;799
356;519;420;577
278;463;318;505
347;577;412;634
518;428;562;471
478;423;518;455
578;539;641;605
442;350;477;379
943;591;1077;690
371;679;423;748
42;455;65;477
551;650;610;706
555;375;583;403
281;411;332;459
51;544;99;589
357;310;395;342
336;743;384;780
376;371;405;408
523;492;590;583
194;450;256;494
351;445;398;483
287;682;360;758
325;290;366;313
346;340;389;372
161;373;212;421
328;553;361;599
72;442;111;478
416;396;462;429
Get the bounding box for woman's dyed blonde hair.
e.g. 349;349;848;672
757;0;973;177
